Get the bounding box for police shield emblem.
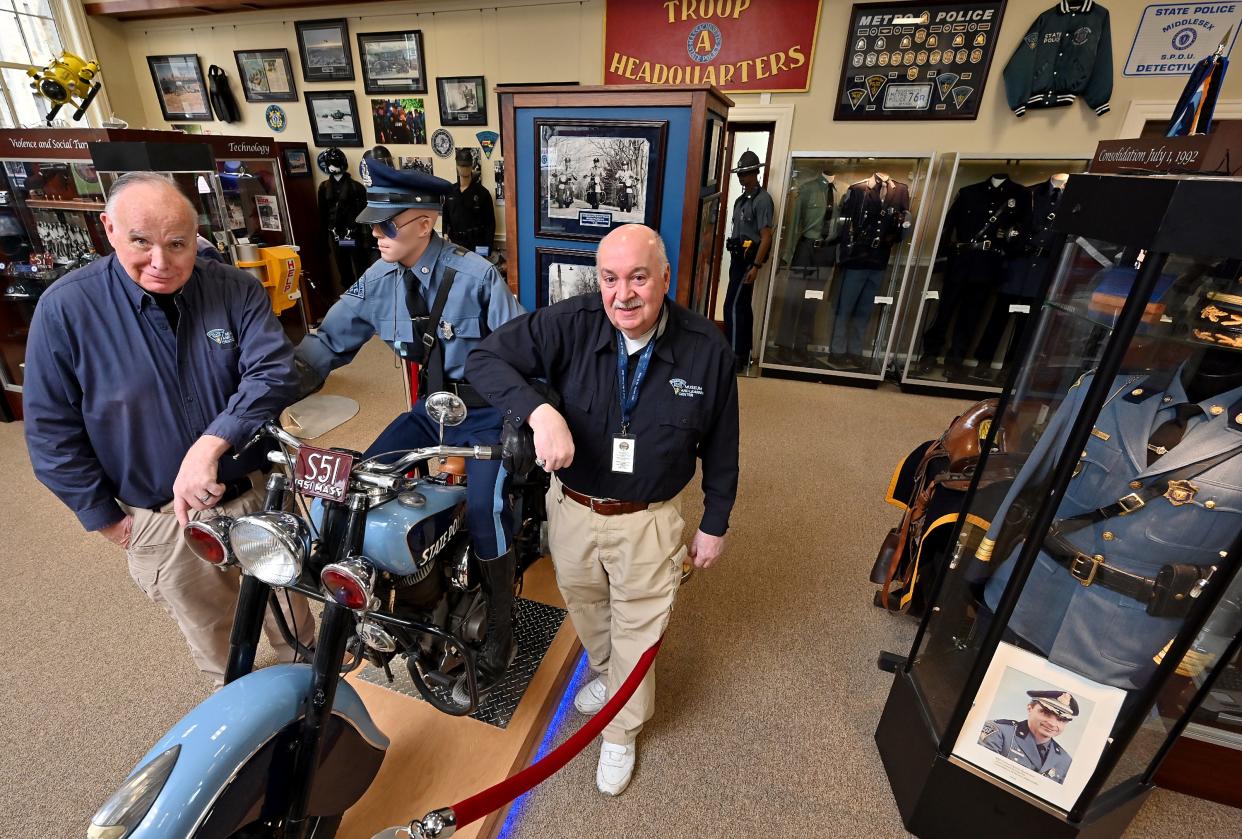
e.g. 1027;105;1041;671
927;34;938;49
915;29;927;44
439;320;455;340
900;35;912;49
974;32;986;47
875;36;887;50
866;75;887;100
847;88;867;109
951;86;974;108
936;73;958;100
952;33;966;47
878;52;890;67
1164;480;1198;506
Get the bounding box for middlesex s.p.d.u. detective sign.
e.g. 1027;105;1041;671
604;0;823;93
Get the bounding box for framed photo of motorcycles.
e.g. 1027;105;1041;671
536;118;666;241
357;29;427;95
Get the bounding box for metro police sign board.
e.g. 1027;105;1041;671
1124;3;1242;75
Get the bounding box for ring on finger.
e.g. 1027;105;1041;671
535;457;546;468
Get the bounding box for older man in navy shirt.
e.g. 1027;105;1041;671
24;172;314;685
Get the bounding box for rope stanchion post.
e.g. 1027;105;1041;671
372;638;664;839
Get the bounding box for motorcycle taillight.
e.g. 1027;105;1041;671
184;518;234;567
321;557;375;610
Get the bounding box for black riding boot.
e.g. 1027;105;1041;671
476;548;517;695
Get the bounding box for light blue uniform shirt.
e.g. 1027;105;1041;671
297;232;524;382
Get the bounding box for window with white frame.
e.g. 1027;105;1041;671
0;2;67;127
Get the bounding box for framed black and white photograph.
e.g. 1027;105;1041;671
295;19;354;82
357;30;426;94
146;54;212;121
234;49;297;102
537;247;599;308
304;91;363;147
536;118;666;241
437;76;488;126
951;643;1125;811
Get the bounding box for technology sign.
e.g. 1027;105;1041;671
1124;3;1242;76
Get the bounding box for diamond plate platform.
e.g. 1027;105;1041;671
356;597;568;729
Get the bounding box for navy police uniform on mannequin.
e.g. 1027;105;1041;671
976;288;1242;689
296;160;525;692
979;689;1078;783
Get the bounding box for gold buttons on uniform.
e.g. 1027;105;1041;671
1103;531;1115;541
1131;388;1144;396
1205;500;1217;509
1130;480;1143;489
1210;405;1224;416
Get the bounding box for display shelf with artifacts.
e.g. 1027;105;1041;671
758;151;935;382
900;153;1092;395
875;172;1242;839
497;85;732;310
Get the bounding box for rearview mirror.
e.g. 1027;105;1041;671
425;392;468;428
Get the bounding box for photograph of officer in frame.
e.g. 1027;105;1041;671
953;643;1125;811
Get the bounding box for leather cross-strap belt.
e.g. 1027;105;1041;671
561;484;650;516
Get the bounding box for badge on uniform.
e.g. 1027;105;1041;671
439;320;454;340
612;435;636;474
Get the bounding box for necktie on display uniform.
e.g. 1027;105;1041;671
1146;403;1202;465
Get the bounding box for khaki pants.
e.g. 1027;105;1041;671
120;477;316;686
547;475;686;745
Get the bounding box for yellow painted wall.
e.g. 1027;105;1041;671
86;0;1242;187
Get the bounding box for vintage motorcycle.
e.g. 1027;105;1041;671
88;394;547;839
585;174;602;210
555;174;575;208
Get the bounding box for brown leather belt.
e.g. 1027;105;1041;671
561;484;649;516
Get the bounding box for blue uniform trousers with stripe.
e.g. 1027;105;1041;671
364;400;511;559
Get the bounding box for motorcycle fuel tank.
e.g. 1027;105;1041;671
312;482;467;577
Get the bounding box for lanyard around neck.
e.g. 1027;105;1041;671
615;331;656;436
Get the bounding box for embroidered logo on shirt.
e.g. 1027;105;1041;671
669;378;703;398
344;277;366;299
207;328;235;346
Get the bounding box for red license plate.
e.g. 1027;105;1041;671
293;445;355;502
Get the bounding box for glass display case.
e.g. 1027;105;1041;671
876;173;1242;838
900;154;1092;394
758;151;934;381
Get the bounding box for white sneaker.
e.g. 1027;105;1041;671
596;740;635;795
574;675;607;714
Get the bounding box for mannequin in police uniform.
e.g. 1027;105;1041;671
317;147;369;300
918;175;1029;378
979;689;1078;783
723;150;774;372
976;283;1242;690
296;160;525;694
775;166;838;364
442;148;495;257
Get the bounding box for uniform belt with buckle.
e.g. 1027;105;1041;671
561;484;650;516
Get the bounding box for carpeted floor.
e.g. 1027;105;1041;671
1;337;1238;837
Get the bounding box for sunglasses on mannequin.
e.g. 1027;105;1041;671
373;214;425;239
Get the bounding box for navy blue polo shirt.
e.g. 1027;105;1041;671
23;254;299;531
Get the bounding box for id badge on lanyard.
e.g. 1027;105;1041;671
613;332;655;474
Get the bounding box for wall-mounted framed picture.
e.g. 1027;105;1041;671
304;91;363;147
295;18;354;82
282;147;311;177
536;246;599;308
234;49;297;103
702;116;724;191
146;54;212;121
357;30;426;94
536;118;666;241
437;76;488;126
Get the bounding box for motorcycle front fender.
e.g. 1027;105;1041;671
119;664;388;838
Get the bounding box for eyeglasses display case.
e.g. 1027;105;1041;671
877;173;1242;838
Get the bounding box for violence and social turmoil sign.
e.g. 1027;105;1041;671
604;0;823;93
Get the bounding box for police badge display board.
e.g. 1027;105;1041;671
835;1;1007;121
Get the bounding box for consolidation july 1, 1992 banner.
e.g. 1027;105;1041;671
835;1;1008;121
604;0;823;93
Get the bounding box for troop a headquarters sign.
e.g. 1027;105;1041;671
835;1;1008;121
1124;3;1242;76
604;0;823;92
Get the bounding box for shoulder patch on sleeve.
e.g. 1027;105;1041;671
980;721;999;741
344;277;366;300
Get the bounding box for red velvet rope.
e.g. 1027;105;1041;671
450;637;664;827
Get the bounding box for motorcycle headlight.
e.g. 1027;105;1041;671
229;512;309;587
88;745;180;839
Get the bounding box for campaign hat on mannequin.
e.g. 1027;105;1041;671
731;150;765;174
355;159;452;225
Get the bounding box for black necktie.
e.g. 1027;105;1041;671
405;269;429;319
1147;403;1201;465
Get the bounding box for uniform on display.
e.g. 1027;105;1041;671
773;166;839;361
877;173;1242;838
317;146;370;298
443;147;496;257
1003;0;1113;118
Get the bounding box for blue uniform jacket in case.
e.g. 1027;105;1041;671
296;232;524;381
23;254;299;531
979;719;1073;782
979;369;1242;689
1003;1;1113;117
